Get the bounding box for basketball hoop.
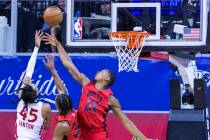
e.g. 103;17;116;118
109;31;149;72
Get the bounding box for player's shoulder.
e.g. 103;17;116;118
108;95;120;108
41;103;51;119
104;88;113;97
56;121;70;132
83;80;92;87
57;121;70;128
17;99;24;110
42;103;51;114
55;121;70;136
17;99;24;106
108;95;117;101
80;73;90;87
42;103;51;111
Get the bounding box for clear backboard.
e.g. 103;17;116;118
67;0;208;52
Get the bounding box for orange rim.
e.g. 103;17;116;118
109;31;149;48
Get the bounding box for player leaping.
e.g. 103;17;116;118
43;55;80;140
43;33;151;140
16;31;51;140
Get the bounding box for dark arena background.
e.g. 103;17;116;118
0;0;210;140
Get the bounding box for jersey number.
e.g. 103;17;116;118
84;99;98;112
20;106;38;122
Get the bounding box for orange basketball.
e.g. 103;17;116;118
43;6;63;26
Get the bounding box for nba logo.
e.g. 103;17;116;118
74;18;83;39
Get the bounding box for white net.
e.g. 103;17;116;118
110;32;148;72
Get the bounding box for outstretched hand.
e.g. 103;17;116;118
43;33;59;47
35;30;44;48
43;54;55;71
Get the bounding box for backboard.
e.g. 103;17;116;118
67;0;209;52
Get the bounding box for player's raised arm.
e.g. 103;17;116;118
19;30;44;99
44;55;66;94
109;95;149;140
43;33;90;87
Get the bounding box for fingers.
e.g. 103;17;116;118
42;37;50;42
35;30;40;36
44;33;57;41
42;59;47;66
39;32;44;39
43;32;56;39
35;30;44;39
43;55;51;66
46;54;54;62
36;32;58;46
37;30;40;36
43;54;55;70
45;32;51;37
42;35;51;42
48;54;53;60
43;33;52;40
40;36;45;40
46;54;52;60
35;30;38;39
44;42;52;45
46;54;50;58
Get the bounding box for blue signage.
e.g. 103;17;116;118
0;55;171;111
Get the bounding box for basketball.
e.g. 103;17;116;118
43;6;63;26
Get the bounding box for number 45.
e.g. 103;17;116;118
20;106;38;122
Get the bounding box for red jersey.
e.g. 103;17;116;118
54;109;80;140
78;82;112;130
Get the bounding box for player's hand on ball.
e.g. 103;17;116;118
43;55;55;71
35;30;44;48
43;33;59;47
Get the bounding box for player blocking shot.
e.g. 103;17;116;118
43;33;153;140
16;31;51;140
43;55;80;140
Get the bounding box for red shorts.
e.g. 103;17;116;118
80;128;109;140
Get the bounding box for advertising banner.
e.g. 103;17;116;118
0;55;171;140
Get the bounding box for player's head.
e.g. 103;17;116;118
19;83;39;104
55;94;73;115
94;69;115;87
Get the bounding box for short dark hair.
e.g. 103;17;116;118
19;84;38;104
55;94;73;115
106;70;115;87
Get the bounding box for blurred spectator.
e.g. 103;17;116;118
95;1;111;17
182;0;198;28
0;1;11;9
88;1;111;39
100;1;111;16
17;1;42;52
164;0;199;39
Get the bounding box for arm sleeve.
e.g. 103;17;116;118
25;47;39;78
